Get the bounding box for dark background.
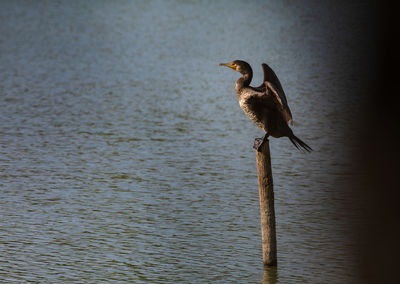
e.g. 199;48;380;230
351;1;399;283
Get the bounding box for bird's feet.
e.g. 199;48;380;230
253;134;269;151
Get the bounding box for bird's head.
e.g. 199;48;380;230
219;60;252;75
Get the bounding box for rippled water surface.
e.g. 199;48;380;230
1;1;370;283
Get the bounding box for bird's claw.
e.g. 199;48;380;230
253;135;269;151
253;138;264;151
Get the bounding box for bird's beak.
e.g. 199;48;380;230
219;62;236;70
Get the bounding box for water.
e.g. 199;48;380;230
0;1;371;283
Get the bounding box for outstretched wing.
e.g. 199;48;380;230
264;81;293;125
259;63;288;105
254;63;292;124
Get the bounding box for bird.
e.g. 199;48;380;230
219;60;312;152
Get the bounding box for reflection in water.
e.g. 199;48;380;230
262;266;278;284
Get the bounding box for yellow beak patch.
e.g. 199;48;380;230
219;62;237;71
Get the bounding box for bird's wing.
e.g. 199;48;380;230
264;81;293;125
260;63;288;105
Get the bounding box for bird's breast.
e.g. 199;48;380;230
238;97;265;130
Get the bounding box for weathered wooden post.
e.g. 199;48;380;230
255;138;277;266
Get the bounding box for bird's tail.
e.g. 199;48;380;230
289;135;312;152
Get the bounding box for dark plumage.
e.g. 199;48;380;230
219;60;312;152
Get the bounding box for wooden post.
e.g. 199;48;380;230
255;138;277;266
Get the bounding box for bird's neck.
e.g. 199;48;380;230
235;72;253;93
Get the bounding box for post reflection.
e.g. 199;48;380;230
262;266;278;284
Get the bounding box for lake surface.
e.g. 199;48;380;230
0;1;371;283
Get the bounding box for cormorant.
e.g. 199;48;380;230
219;60;312;152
